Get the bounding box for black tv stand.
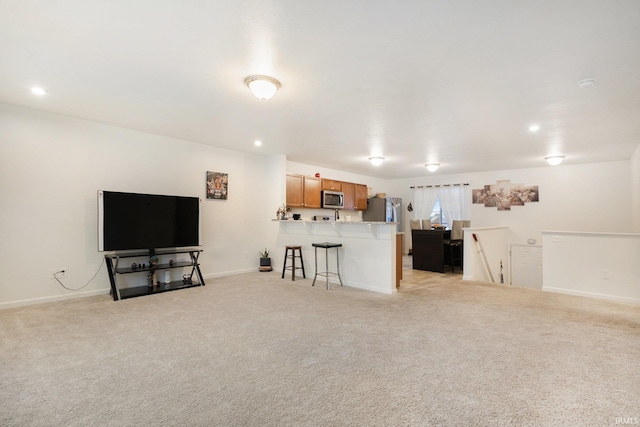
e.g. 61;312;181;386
105;248;205;301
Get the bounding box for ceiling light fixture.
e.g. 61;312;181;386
529;124;540;132
31;87;46;96
425;163;439;172
545;156;565;166
577;78;596;88
254;140;262;146
369;157;385;166
244;75;281;100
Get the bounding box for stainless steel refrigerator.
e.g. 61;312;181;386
362;197;402;232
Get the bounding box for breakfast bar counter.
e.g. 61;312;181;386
273;220;399;294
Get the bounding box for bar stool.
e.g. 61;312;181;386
282;246;306;281
312;242;343;290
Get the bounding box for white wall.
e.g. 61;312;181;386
389;162;633;254
632;144;640;232
2;102;637;308
542;231;640;304
0;103;283;308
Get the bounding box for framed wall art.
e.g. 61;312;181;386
206;171;228;200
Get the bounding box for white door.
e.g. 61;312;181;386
509;245;542;289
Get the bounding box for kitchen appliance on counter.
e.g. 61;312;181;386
362;197;402;232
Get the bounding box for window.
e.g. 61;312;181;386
430;198;448;228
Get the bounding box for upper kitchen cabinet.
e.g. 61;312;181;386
342;182;368;210
354;183;368;210
321;179;342;191
286;174;322;208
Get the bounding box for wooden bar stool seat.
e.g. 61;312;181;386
282;246;306;281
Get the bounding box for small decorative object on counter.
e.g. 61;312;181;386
149;255;159;268
276;204;290;220
315;172;320;177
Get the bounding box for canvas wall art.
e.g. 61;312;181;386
472;179;538;210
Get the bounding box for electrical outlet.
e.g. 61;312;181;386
601;269;609;280
50;268;66;279
243;251;248;259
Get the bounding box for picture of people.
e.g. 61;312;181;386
206;171;228;200
472;180;538;210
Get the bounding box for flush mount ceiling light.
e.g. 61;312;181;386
578;78;596;88
425;163;439;172
529;124;540;132
30;87;46;96
244;75;281;100
369;157;385;166
545;156;565;166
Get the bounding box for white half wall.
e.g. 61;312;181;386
542;231;640;304
0;103;283;308
462;226;511;283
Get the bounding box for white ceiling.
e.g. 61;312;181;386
1;1;639;179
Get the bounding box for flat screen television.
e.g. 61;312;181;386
98;190;200;252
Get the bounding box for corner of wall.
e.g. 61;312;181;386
631;144;640;232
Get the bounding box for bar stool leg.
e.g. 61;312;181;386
325;247;330;290
312;246;318;286
336;247;343;286
281;247;288;279
299;249;306;278
291;250;296;281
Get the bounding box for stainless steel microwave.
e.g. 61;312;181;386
322;190;344;209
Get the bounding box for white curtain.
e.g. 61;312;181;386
437;185;470;222
412;187;438;221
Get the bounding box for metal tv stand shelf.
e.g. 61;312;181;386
105;248;205;301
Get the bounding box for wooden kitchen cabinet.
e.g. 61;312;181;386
341;182;368;210
342;182;355;210
354;183;368;210
321;179;342;191
286;174;321;208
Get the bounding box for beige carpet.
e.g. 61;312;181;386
1;271;639;426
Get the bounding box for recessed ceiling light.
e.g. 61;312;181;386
545;156;565;166
529;124;540;132
577;78;596;88
254;140;262;146
30;87;46;96
425;163;439;172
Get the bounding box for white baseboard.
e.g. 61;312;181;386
0;288;111;310
542;286;640;305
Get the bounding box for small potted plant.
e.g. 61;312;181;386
259;248;272;272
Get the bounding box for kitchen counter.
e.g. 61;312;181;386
273;220;399;294
272;219;398;225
